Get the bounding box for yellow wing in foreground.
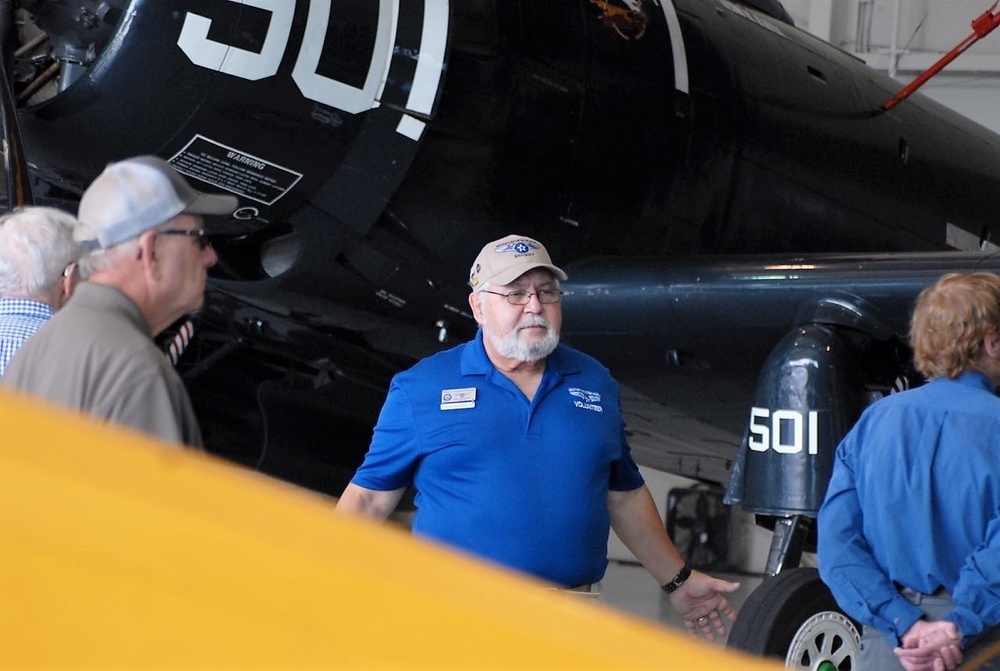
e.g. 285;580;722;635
0;388;780;670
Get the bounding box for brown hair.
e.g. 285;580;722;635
910;272;1000;379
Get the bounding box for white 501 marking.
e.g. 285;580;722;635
748;407;819;455
177;0;447;118
178;0;295;82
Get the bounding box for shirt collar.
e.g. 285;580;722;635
0;297;55;320
948;370;996;393
68;282;152;337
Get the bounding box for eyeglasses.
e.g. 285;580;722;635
481;289;563;305
159;229;211;250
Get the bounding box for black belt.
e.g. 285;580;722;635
900;587;951;604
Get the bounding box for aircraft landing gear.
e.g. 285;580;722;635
727;567;860;669
723;321;903;666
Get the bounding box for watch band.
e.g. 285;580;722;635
660;564;692;594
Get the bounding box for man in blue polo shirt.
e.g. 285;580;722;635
819;272;1000;671
338;233;740;640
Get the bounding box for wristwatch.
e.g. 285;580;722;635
661;564;692;594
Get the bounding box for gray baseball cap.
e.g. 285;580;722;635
77;156;238;251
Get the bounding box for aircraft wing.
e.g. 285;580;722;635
563;250;1000;486
1;387;787;669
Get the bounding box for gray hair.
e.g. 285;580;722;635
74;218;136;279
0;206;83;297
74;216;186;279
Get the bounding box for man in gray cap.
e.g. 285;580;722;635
338;234;741;640
3;156;237;448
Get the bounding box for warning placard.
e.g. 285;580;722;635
169;135;303;206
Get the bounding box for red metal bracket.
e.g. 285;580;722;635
882;2;1000;111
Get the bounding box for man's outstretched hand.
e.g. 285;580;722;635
670;571;741;642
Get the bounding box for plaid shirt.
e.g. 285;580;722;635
0;298;55;378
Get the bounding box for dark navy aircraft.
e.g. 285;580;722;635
4;0;1000;666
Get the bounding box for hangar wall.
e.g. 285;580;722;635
607;468;773;574
785;0;1000;135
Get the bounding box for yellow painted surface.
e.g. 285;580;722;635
0;388;781;669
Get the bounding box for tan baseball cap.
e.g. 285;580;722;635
468;234;568;291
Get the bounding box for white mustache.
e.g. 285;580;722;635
515;316;550;332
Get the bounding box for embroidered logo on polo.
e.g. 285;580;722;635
569;387;604;412
441;387;476;410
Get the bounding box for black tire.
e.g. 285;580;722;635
727;567;860;669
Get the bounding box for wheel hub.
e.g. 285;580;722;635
785;610;860;670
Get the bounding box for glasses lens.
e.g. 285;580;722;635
161;229;210;249
502;290;561;304
538;290;561;304
506;291;530;305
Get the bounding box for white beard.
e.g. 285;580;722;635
485;314;559;363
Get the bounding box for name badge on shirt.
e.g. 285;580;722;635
441;387;476;410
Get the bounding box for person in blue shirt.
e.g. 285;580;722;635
338;233;740;640
0;206;83;377
819;272;1000;671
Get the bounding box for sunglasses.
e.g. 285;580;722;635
159;228;211;250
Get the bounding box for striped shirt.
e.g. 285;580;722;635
0;298;54;378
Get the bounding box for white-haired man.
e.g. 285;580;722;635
338;233;741;640
4;156;236;448
0;206;83;377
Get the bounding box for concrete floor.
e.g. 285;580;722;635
591;561;765;648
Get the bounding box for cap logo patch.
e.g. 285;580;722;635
495;239;539;256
